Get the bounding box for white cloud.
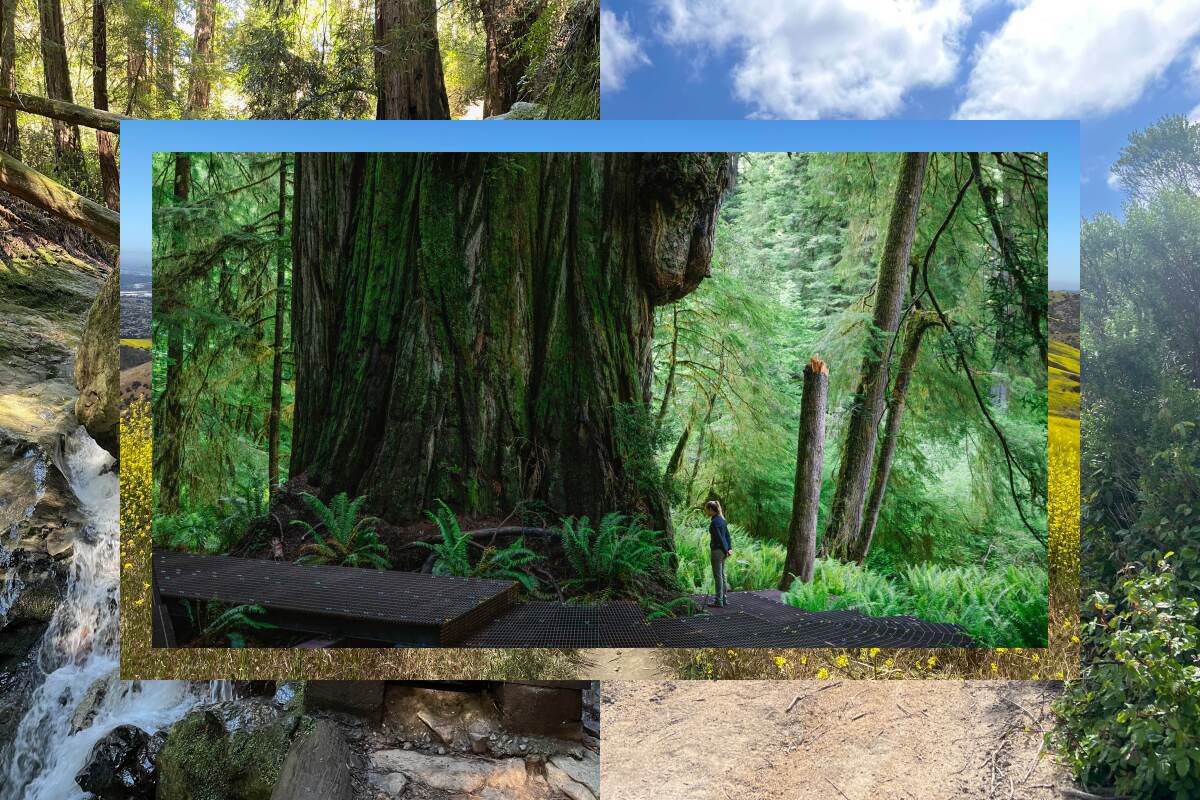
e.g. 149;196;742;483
1190;103;1200;123
650;0;976;118
601;11;651;92
957;0;1200;119
1107;171;1123;190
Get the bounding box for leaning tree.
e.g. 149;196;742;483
288;153;733;539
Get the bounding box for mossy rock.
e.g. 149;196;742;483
156;700;311;800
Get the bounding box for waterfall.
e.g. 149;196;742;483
0;427;224;800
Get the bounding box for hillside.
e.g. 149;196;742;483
1049;290;1079;347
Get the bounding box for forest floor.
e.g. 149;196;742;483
601;680;1080;800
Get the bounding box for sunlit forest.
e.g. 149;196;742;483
151;151;1049;647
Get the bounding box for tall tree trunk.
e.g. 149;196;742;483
664;423;690;483
823;152;928;561
685;346;723;504
93;0;119;210
185;0;214;115
852;311;938;564
37;0;83;172
969;152;1047;368
481;0;544;116
375;0;450;119
154;154;191;515
781;356;828;588
289;153;732;539
0;0;18;155
126;23;148;114
267;156;288;499
155;0;176;104
656;302;679;425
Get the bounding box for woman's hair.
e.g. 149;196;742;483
705;500;724;517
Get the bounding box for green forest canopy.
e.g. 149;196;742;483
150;150;1049;643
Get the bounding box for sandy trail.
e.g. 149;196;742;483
601;680;1077;800
580;649;666;680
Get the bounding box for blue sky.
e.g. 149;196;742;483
120;120;1078;291
603;0;1200;288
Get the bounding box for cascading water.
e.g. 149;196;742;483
0;427;225;800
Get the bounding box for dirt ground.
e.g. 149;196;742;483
581;649;666;680
601;680;1079;800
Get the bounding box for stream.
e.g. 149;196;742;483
0;426;226;800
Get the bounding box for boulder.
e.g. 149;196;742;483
269;719;355;800
156;699;300;800
487;101;545;120
70;672;116;733
382;685;500;752
546;751;600;800
369;750;527;795
74;268;120;458
74;725;162;800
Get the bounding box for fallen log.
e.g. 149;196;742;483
0;151;120;244
0;88;127;134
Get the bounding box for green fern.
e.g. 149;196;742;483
292;492;392;569
184;601;275;647
559;512;669;594
417;500;541;591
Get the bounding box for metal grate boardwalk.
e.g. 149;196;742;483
459;592;975;649
153;552;519;645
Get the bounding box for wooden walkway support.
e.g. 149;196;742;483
153;552;519;645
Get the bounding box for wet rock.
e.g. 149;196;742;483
70;673;115;733
156;699;301;800
44;526;74;559
74;268;120;458
383;685;500;752
369;749;527;794
75;725;162;800
270;719;355;800
368;771;408;797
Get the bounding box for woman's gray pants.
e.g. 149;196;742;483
710;549;728;606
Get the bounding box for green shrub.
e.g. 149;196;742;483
673;513;785;594
293;492;391;569
560;512;670;596
184;601;275;648
418;500;539;591
1051;555;1199;799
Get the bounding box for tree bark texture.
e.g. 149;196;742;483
482;0;545;116
823;152;928;561
375;0;450;120
781;356;827;588
154;154;190;514
0;0;18;156
93;0;119;210
36;0;83;166
0;150;119;243
267;157;288;498
853;311;938;564
289;153;733;534
186;0;215;115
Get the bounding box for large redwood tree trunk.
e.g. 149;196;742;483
375;0;450;119
823;152;927;561
482;0;545;116
289;153;732;537
37;0;83;170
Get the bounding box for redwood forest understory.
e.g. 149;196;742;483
151;151;1051;647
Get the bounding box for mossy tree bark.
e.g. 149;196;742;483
267;156;288;498
93;0;119;210
154;154;190;514
781;357;827;587
823;152;928;562
289;153;732;538
853;311;938;564
375;0;450;119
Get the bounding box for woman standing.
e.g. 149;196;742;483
704;500;733;608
